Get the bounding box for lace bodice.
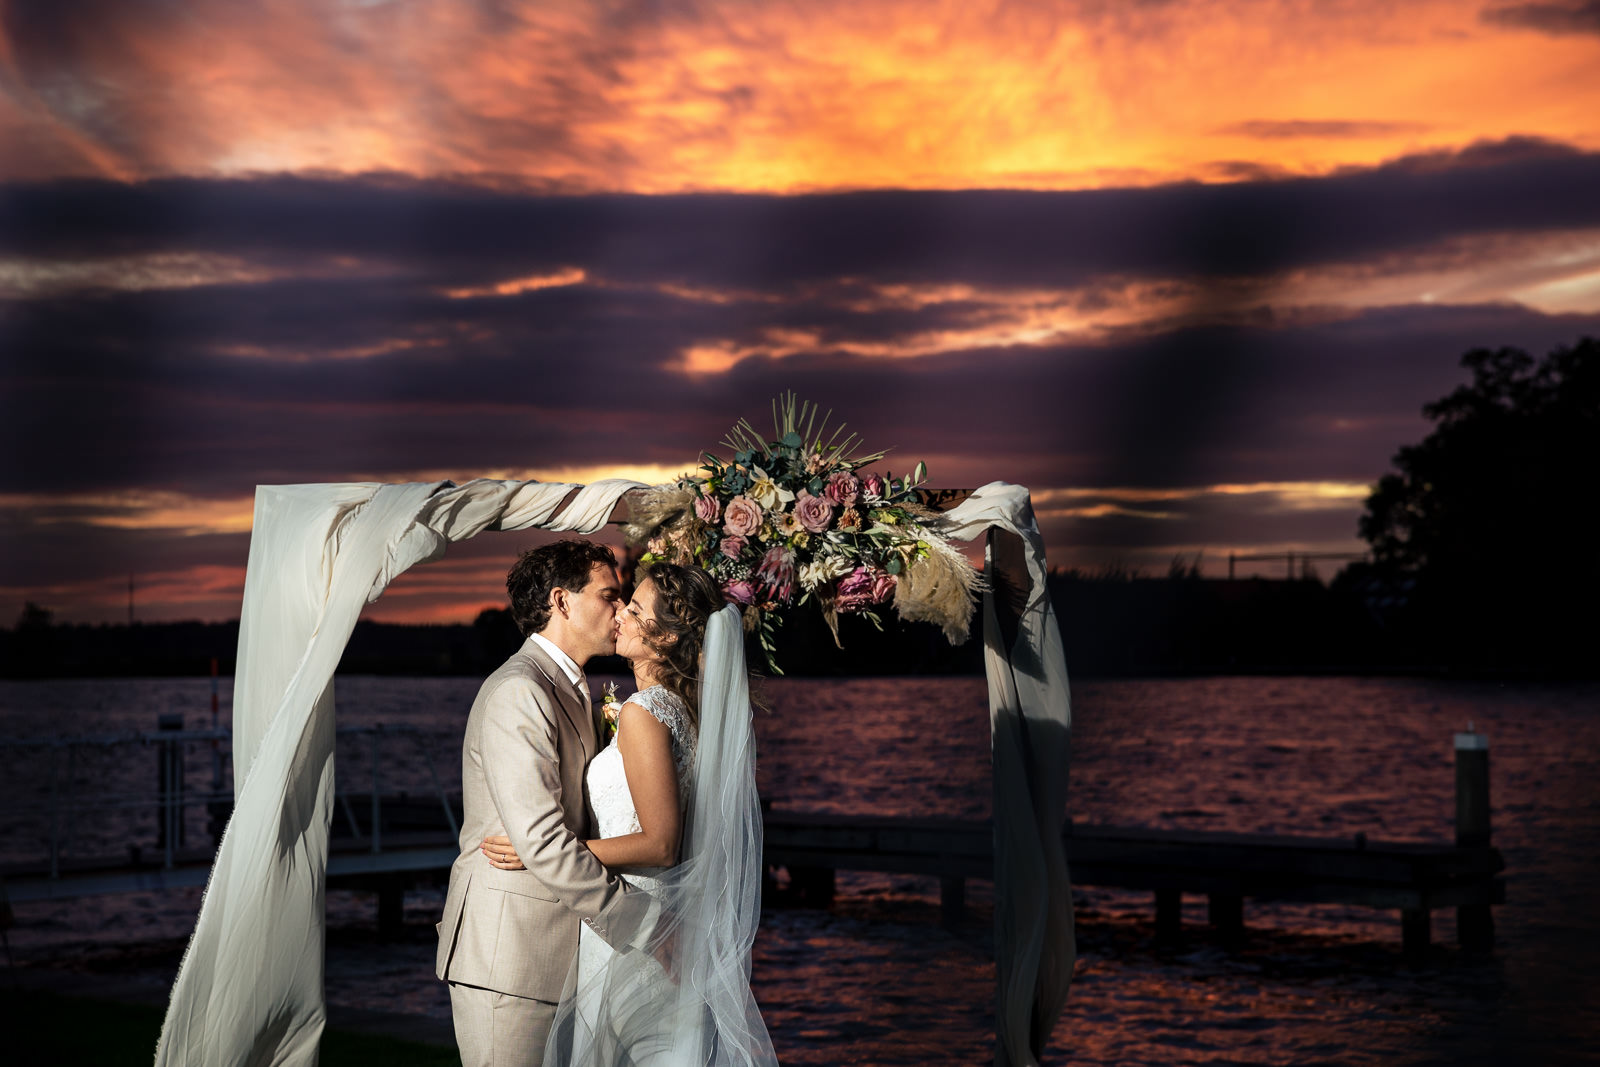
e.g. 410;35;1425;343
586;685;698;844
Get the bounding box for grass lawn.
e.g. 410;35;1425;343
0;988;459;1066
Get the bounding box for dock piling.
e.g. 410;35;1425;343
788;865;835;908
1402;908;1431;959
1208;892;1244;942
1154;888;1182;942
156;714;185;863
370;728;382;854
1454;728;1494;952
940;876;966;928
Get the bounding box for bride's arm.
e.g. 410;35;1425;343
481;700;682;871
583;701;682;869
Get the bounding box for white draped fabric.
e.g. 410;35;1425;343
929;484;1075;1067
155;477;1071;1067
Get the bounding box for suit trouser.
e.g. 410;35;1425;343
449;981;559;1067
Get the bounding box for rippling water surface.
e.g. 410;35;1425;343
3;675;1597;1064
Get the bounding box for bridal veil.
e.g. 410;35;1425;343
544;603;778;1066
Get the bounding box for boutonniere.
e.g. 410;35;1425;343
602;682;623;739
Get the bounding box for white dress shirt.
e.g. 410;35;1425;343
529;632;588;701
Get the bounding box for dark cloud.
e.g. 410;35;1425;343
0;515;246;590
5;142;1599;619
1481;1;1600;36
5;247;1595;501
4;139;1598;290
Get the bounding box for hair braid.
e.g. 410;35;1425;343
637;563;725;721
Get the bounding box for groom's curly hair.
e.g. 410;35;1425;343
507;539;618;636
635;562;725;720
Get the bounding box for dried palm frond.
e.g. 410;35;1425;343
893;532;987;644
719;390;890;470
621;485;695;546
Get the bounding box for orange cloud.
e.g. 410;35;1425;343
0;490;257;535
3;0;1597;191
441;268;588;299
1032;481;1373;518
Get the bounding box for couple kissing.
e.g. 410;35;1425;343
435;538;776;1067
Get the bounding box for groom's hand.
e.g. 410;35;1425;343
480;834;525;870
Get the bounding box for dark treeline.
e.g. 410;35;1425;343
0;569;1464;680
1357;338;1598;676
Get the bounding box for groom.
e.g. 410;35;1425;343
436;538;645;1066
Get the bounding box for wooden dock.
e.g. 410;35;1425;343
3;732;1505;959
5;811;1503;958
763;812;1504;956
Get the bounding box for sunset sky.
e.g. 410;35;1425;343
3;0;1599;624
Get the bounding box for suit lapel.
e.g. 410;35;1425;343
521;639;594;757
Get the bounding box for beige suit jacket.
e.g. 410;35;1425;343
436;636;643;1002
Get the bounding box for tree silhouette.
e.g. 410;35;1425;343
1359;337;1599;671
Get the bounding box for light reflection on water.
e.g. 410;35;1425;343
3;675;1598;1064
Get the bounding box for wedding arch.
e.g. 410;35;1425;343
154;475;1074;1067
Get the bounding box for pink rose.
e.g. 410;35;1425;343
723;495;761;537
872;569;897;603
862;472;886;500
794;491;833;534
695;492;721;523
824;470;860;507
834;566;876;613
720;534;747;558
722;579;757;605
755;546;797;603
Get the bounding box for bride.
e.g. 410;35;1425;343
480;562;778;1066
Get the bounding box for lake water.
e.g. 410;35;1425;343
3;675;1598;1064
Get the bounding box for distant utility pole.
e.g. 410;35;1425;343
129;574;135;625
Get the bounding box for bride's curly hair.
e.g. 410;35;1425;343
635;562;727;722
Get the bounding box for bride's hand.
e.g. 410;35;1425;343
652;925;680;985
480;835;524;870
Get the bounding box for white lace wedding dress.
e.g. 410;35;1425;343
568;685;702;1064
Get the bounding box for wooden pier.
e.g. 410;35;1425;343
764;812;1504;956
6;816;1503;959
766;730;1506;957
3;732;1505;958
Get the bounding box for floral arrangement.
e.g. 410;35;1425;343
624;393;984;673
